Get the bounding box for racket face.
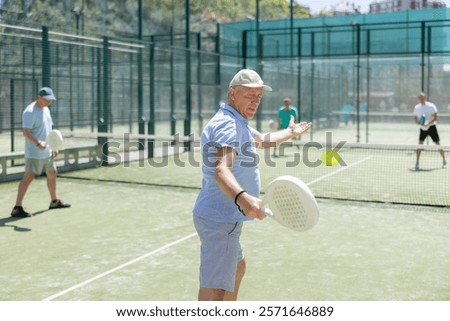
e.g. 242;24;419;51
48;129;64;151
264;176;319;232
419;115;425;125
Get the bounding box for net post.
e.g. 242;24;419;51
147;123;155;159
188;133;195;152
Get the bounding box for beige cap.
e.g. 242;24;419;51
229;69;272;91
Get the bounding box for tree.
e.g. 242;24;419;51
0;0;313;39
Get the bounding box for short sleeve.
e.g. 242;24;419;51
211;119;238;149
22;110;33;129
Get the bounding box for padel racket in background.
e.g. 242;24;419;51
263;175;319;232
418;114;426;125
47;129;64;151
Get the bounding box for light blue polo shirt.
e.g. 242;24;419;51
23;102;53;159
193;103;260;223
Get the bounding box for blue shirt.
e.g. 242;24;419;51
193;103;260;223
23;102;53;159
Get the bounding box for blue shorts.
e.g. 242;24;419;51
193;215;244;292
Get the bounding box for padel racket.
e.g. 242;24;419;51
418;114;426;125
263;175;319;232
47;129;64;151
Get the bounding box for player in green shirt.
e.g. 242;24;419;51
273;97;300;157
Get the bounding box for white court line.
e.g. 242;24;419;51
306;156;372;186
42;232;197;301
42;157;370;301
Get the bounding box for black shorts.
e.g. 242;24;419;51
419;125;440;142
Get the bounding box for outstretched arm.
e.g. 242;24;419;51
254;115;311;148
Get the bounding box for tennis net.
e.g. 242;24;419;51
263;141;450;208
56;131;449;208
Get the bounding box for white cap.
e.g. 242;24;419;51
229;69;272;91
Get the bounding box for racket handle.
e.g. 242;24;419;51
263;207;274;217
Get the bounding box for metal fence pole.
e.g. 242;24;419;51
184;0;192;150
138;0;145;149
98;36;110;165
148;36;156;158
42;26;50;87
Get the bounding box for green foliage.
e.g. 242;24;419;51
0;0;312;37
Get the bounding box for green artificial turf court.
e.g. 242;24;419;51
1;149;449;301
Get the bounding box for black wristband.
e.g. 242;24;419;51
234;190;247;216
234;190;246;206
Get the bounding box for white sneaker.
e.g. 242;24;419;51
414;164;420;171
443;162;447;169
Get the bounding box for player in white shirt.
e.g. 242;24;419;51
413;92;446;170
